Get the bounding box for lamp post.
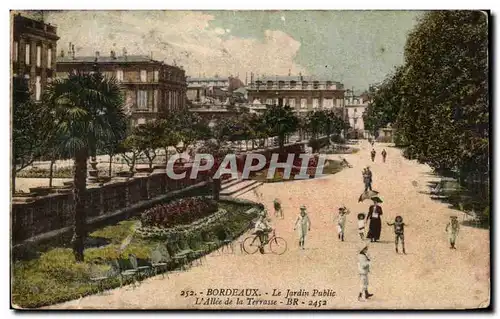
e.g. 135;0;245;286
87;63;100;184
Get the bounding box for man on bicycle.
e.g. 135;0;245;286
253;212;272;249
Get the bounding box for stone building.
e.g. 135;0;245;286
186;75;244;105
11;13;59;101
56;48;187;126
344;89;368;139
246;74;345;113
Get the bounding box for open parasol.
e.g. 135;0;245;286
358;190;379;202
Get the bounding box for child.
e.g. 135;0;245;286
446;216;460;249
294;205;311;249
387;216;408;254
357;213;366;240
335;206;350;241
273;198;283;219
381;149;387;163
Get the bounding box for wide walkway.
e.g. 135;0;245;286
48;141;490;309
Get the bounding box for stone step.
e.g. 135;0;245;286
220;179;260;196
231;181;264;198
221;178;242;190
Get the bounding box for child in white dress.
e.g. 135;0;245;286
357;213;366;240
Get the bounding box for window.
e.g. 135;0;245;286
140;70;147;82
153;90;158;111
153;70;159;82
300;98;307;109
47;48;52;68
274;98;279;105
290;81;296;89
323;99;333;108
25;43;30;65
35;76;41;101
267;81;273;89
354;108;357;113
266;98;273;105
137;90;148;109
137;118;146;125
13;41;18;62
313;81;319;89
116;69;124;82
312;98;319;108
36;45;41;67
283;98;287;106
302;81;308;89
289;98;296;108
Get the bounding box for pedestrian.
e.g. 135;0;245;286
370;149;376;162
366;197;383;242
381;149;387;163
446;216;460;249
362;168;372;192
357;213;366;240
366;167;373;190
294;205;311;250
335;206;350;241
358;243;374;301
387;215;408;254
252;211;273;254
273;198;283;219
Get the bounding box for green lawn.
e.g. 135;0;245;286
250;159;344;183
12;201;257;309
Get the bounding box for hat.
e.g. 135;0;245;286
395;215;403;222
450;215;458;219
358;242;369;252
300;205;306;210
357;213;366;219
371;196;383;203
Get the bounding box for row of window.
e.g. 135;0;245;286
260;98;337;108
255;81;335;90
12;41;52;69
135;90;183;110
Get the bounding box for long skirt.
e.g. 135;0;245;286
367;218;381;240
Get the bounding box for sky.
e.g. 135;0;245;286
38;10;422;92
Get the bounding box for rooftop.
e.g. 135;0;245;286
57;55;162;64
253;75;341;83
187;77;229;82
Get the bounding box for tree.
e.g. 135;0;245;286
12;77;53;194
262;104;299;152
135;121;163;169
44;71;127;262
118;133;144;172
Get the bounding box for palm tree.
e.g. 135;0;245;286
44;71;127;262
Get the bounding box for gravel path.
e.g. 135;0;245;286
46;140;490;309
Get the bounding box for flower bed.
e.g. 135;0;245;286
140;197;218;228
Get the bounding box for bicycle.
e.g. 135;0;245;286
242;229;287;255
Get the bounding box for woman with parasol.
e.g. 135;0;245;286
366;196;383;242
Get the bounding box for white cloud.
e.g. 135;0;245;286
47;11;306;79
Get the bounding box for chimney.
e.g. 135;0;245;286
122;47;127;60
110;50;116;59
71;44;75;59
60;49;65;58
95;51;100;61
288;69;291;76
67;42;72;56
150;51;153;60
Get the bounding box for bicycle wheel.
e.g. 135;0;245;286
242;236;260;254
269;237;287;255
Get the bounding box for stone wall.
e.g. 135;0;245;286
11;143;305;245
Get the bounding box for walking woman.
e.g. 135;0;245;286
294;205;311;250
366;197;383;242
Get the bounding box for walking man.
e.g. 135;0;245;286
381;149;387;163
273;198;284;219
358;244;374;301
370;149;376;162
446;216;460;249
362;168;372;192
294;205;311;250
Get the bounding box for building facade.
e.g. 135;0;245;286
344;89;368;138
246;75;345;113
186;76;245;106
12;13;59;101
56;49;187;126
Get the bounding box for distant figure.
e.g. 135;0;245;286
387;216;408;254
381;149;387;163
357;213;366;240
366;198;383;242
446;216;460;249
370;149;376;162
358;243;374;301
294;205;311;250
273;198;283;219
362;168;373;192
335;206;350;241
